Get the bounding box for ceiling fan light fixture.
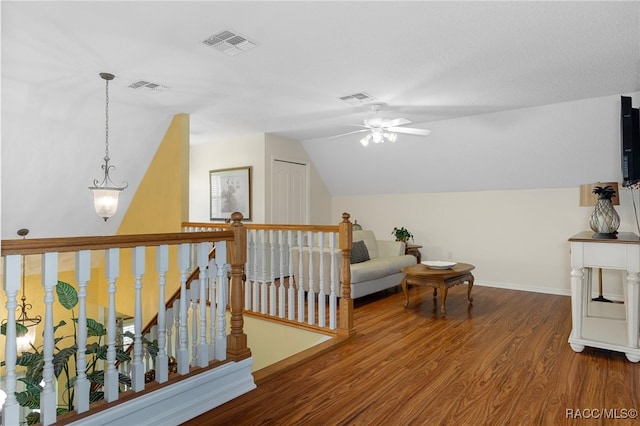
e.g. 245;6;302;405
384;132;397;143
360;134;371;146
372;129;384;143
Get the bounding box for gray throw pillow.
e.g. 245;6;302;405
350;240;370;264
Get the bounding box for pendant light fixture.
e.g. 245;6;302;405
89;72;128;221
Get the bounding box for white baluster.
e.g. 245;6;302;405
173;299;180;361
177;243;191;375
297;230;305;322
188;283;197;365
166;307;174;358
288;230;295;320
155;245;169;383
104;248;119;403
144;333;151;371
248;229;257;311
253;231;267;314
318;232;326;328
131;246;146;390
278;230;286;318
74;250;91;412
40;252;58;425
197;242;210;367
330;232;338;330
269;229;276;315
150;325;158;344
307;232;316;325
214;241;227;360
3;255;20;425
208;259;217;360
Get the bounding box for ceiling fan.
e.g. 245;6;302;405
330;104;431;146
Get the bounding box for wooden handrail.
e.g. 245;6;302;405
1;231;234;256
183;222;339;233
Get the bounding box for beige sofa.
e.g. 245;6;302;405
292;230;417;299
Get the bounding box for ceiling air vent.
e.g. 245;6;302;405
128;80;169;92
339;92;376;105
202;29;257;57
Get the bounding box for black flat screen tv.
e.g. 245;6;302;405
621;96;640;184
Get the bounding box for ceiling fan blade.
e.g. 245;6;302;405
387;126;431;136
327;129;369;139
384;118;411;127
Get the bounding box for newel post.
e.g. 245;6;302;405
227;211;251;361
338;212;355;336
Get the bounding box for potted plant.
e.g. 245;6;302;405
392;226;414;243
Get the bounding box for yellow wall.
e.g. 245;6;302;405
97;113;190;322
117;113;189;235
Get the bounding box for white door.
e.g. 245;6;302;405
270;159;308;278
272;159;308;224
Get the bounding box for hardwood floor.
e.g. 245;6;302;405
182;285;640;426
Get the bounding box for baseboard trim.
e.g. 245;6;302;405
474;280;571;296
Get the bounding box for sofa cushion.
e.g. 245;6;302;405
350;255;416;283
351;258;391;283
350;240;370;264
353;230;379;259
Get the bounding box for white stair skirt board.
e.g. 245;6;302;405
66;358;255;426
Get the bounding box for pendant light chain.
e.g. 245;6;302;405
104;77;110;162
89;72;127;221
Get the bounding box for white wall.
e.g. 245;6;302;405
334;187;640;296
332;93;640;296
189;134;266;223
189;133;333;225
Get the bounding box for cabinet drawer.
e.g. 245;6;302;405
583;243;627;269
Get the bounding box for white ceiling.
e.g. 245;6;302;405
1;1;640;238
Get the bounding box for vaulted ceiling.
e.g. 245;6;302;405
2;1;639;239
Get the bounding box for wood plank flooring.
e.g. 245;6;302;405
182;285;640;426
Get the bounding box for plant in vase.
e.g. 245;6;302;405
1;280;158;425
392;226;414;243
590;185;620;239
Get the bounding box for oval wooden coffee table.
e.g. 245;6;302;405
401;262;475;316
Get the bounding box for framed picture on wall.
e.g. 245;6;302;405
209;166;252;221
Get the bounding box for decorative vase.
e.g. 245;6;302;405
590;198;620;239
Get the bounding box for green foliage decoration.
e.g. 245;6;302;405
1;280;158;425
392;226;414;242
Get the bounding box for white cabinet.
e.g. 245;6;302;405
568;231;640;362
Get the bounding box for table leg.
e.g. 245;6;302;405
401;278;409;307
433;287;437;298
440;285;448;315
467;276;474;303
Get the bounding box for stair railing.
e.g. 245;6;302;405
1;213;249;425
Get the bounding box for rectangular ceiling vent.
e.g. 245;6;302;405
339;92;376;105
202;29;257;57
128;80;169;92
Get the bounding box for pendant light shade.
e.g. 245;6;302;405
89;72;127;221
91;188;123;220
